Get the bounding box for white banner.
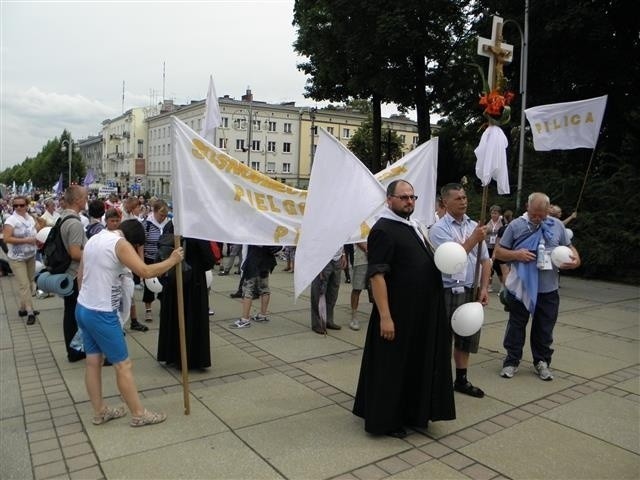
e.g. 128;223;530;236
525;95;607;151
171;116;306;245
294;130;386;298
171;117;439;297
294;133;439;297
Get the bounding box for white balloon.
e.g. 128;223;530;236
144;277;163;293
565;228;574;241
451;302;484;337
34;260;45;274
205;270;213;288
36;227;51;244
434;241;468;274
551;246;573;268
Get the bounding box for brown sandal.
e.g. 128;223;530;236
130;409;167;427
93;406;126;425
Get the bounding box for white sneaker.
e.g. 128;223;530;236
500;365;518;378
535;361;554;381
349;319;360;331
251;313;269;322
231;318;251;329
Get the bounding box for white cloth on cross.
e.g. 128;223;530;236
474;125;510;194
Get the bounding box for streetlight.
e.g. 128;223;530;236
60;139;75;188
504;0;529;212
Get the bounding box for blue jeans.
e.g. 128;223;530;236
503;290;559;367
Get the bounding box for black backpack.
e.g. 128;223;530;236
42;215;78;274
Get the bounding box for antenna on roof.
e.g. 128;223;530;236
162;61;166;102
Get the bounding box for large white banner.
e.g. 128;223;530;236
525;95;607;151
171;116;439;296
171;116;306;245
294;130;386;298
294;133;439;297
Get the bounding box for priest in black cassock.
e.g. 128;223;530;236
157;232;215;370
353;180;455;438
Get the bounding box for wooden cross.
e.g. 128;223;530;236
477;16;514;91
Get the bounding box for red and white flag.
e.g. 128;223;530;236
525;95;607;151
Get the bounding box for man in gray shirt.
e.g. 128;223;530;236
495;192;581;381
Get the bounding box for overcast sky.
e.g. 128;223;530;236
0;0;409;171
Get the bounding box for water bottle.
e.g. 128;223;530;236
536;238;546;269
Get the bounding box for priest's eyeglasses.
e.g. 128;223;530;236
389;194;418;202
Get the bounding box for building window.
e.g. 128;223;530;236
197;119;201;130
221;117;229;128
251;161;260;170
219;138;228;149
412;136;419;145
236;139;245;150
167;144;171;154
343;128;350;138
234;117;247;130
266;162;276;173
251;140;261;151
327;126;334;135
400;134;406;144
283;142;291;153
267;121;276;132
137;140;143;156
162;145;165;155
267;141;276;152
284;122;292;133
253;120;261;131
283;162;291;173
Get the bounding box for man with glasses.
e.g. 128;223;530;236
429;183;491;398
353;180;455;438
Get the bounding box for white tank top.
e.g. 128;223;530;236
77;230;126;312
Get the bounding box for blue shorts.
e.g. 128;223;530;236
75;303;128;363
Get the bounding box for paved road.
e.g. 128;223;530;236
1;264;638;479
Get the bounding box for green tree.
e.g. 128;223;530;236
348;118;404;170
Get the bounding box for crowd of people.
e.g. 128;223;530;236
0;182;580;434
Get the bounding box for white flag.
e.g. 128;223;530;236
373;137;439;228
525;95;607;151
200;75;222;143
294;129;385;298
474;125;510;194
171;116;305;245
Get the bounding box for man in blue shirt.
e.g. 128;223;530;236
430;183;491;398
495;192;581;381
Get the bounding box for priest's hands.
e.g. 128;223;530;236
380;315;395;341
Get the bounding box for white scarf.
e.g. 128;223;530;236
378;206;432;250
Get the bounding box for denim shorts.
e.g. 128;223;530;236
75;303;128;363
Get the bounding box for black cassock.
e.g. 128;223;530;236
157;237;215;370
353;217;455;434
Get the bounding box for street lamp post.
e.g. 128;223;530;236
504;0;529;212
60;139;73;188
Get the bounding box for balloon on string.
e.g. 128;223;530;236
144;277;163;293
565;228;574;241
36;227;51;244
434;241;467;274
451;302;484;337
551;246;573;267
205;270;213;288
